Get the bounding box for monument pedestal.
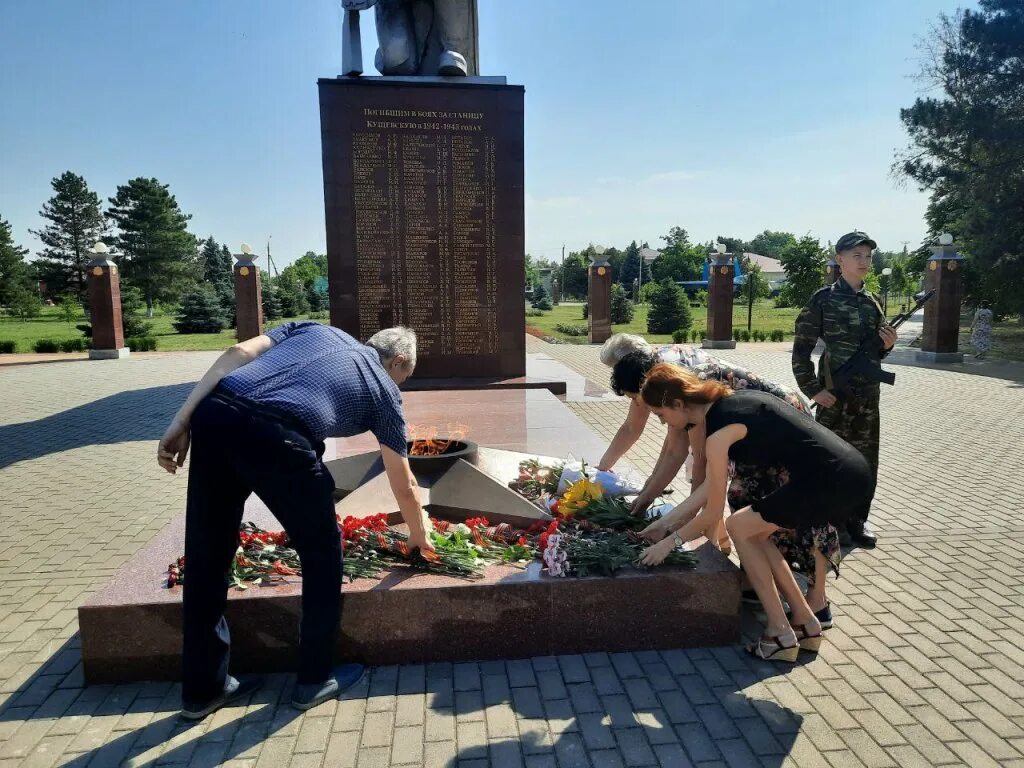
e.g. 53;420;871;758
86;253;128;360
703;252;736;350
89;347;130;360
234;255;264;342
915;350;964;364
319;76;525;380
918;237;964;364
825;257;840;285
588;255;612;344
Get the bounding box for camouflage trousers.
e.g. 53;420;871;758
815;386;880;524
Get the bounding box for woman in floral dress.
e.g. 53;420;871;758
601;335;837;625
970;305;993;358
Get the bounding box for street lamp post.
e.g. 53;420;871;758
881;267;892;316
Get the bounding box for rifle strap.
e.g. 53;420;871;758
820;290;835;391
867;293;886;327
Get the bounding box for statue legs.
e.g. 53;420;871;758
433;0;470;76
374;0;419;75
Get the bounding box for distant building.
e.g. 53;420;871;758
741;252;787;294
639;247;660;266
742;252;785;282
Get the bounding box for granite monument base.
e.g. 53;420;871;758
915;350;964;364
78;389;741;683
702;339;737;350
89;347;130;360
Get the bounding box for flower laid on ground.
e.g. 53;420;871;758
558;476;603;516
544;528;698;578
507;458;564;504
167;514;540;590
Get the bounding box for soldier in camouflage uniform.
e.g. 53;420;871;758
791;231;897;549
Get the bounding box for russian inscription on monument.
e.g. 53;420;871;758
320;79;525;378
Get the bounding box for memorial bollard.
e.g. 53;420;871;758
234;243;264;342
86;241;129;360
588;251;612;344
917;233;964;364
703;245;736;349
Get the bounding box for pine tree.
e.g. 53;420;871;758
197;237;235;313
618;240;652;291
531;282;552;310
262;279;283;320
107;177;197;316
647;278;692;334
0;215;36;311
30;172;107;298
174;286;228;333
610;283;635;324
306;284;326;312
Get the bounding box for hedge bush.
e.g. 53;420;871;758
126;336;158;351
34;340;60;353
59;338;87;352
554;323;589;337
0;341;15;354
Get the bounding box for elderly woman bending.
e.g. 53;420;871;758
597;333;810;516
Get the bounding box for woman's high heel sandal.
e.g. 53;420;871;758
746;631;799;663
790;623;823;653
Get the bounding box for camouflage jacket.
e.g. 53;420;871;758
791;277;888;398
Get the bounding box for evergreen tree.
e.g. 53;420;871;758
306;284;327;312
619;240;652;291
609;283;635;324
0;216;35;308
275;275;309;317
652;227;705;282
198;237;234;310
30;172;107;298
107;177;197;316
174;286;228;333
120;286;153;337
647;278;692;334
898;0;1024;314
531;282;552;310
262;279;283;320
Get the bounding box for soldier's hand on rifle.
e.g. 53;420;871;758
879;325;897;350
812;390;837;408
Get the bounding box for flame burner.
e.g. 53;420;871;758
406;439;478;474
328;441;550;528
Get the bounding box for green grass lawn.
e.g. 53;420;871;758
5;302;1021;361
0;306;315;353
527;301;801;344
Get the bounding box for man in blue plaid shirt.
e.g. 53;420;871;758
157;323;433;718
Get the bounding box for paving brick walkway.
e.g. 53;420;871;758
1;340;1022;767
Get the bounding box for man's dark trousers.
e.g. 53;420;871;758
181;390;341;707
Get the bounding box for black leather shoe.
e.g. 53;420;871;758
181;675;262;720
846;521;877;549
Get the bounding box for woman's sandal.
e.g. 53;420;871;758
790;623;824;653
746;631;799;663
717;536;733;557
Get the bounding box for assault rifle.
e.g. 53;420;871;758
823;289;935;397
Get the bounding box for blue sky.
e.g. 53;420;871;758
0;0;965;266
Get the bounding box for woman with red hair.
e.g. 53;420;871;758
637;363;873;662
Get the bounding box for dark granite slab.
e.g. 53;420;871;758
78;389;741;683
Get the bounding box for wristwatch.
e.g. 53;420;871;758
672;534;684;549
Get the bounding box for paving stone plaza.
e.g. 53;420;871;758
1;337;1023;767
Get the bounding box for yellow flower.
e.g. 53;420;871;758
560;477;603;516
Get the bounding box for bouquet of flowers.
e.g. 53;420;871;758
537;523;697;578
507;458;564;504
552;477;660;532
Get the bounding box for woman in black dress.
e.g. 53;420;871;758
637;364;873;661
